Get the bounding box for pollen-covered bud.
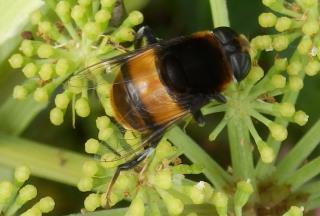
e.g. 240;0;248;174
9;53;24;69
125;195;145;216
13;85;28;100
256;140;275;163
96;116;111;130
75;97;90;117
20;40;34;57
275;17;292;32
287;61;302;76
289;76;303;91
0;181;14;203
39;63;54;81
234;180;254;210
258;13;277;28
305;60;320;76
16;185;37;204
302;21;319;36
157;188;184;215
78;177;93;192
297;37;313;55
211;192;228;216
38;196;55;213
22;63;38;78
56;58;70;76
293;111;309;126
151;169;172;190
85;138;100;154
33;88;49;103
84;193;101;212
15;165;31;183
269;122;288;141
50;108;64;126
279;103;295;118
282;206;304;216
273;35;289;51
271;74;286;88
114;172;137;192
98;127;113;141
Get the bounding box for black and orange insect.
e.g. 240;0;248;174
70;26;251;204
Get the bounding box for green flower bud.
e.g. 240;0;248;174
97;83;111;96
103;191;121;207
305;60;320;76
9;53;24;68
95;9;111;24
71;5;86;23
20;40;34;57
55;92;70;109
15;165;31;183
21;207;42;216
271;74;286;88
84;193;101;212
269;123;288;141
101;0;116;8
282;206;304;216
78;177;93;192
123;11;144;27
293;111;309;126
155;139;174;160
38;21;52;34
100;152;118;168
33;88;49;103
302;21;319;36
258;13;277;28
279;103;295;118
113;27;135;42
75;97;90;117
234;180;254;209
13;85;28;100
251;35;272;50
50;107;64;125
256;140;275;163
297;37;312;55
275;17;292;32
85;138;100;154
96;116;111;129
262;0;276;6
124;131;140;146
211;192;228;216
17;185;37;204
158;189;184;215
125;195;145;216
0;181;14;203
79;0;91;7
84;22;101;40
247;66;264;82
114;172;137;192
56;58;70;76
31;10;42;25
287;61;302;76
289;76;303;91
273;35;289;51
82;160;98;177
98;128;113;141
187;184;205;204
37;44;54;58
22;63;38;78
151;169;172;190
56;1;71;21
299;0;317;7
274;58;288;71
38;196;55;213
39;63;54;81
68;76;84;94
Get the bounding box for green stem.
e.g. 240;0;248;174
209;0;230;27
305;198;320;211
0;134;90;186
273;119;320;183
298;181;320;200
166;126;232;190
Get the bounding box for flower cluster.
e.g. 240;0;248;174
9;0;143;126
0;166;54;216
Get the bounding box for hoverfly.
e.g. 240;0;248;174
68;26;251;205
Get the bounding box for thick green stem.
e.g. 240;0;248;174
166;126;232;190
0;134;90;186
209;0;230;27
273;119;320;183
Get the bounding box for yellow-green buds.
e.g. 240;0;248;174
78;177;93;192
211;192;228;216
50;108;64;126
16;185;37;204
256;140;275;163
98;127;113;141
0;181;14;203
38;197;55;213
269;122;288;141
22;63;38;78
56;58;70;76
287;61;302;76
234;180;254;214
259;13;277;28
84;193;101;212
125;195;145;216
75;97;90;117
37;44;54;58
33;88;49;103
293;111;309;126
278;103;295;118
85;138;100;154
302;21;319;36
275;17;292;32
15;166;31;184
9;53;24;68
151;169;172;190
13;85;28;100
157;188;184;215
273;35;289;51
305;60;320;76
39;64;54;81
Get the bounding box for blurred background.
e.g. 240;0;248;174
0;0;319;215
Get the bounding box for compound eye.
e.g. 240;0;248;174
212;27;238;45
230;52;251;81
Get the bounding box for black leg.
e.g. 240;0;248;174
134;26;158;49
192;110;205;127
212;93;227;103
103;140;159;207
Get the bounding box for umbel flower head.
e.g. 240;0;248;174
0;166;55;215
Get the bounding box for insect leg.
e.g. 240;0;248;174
212;93;227;103
104;140;159;207
134;26;158;49
191;110;205;127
